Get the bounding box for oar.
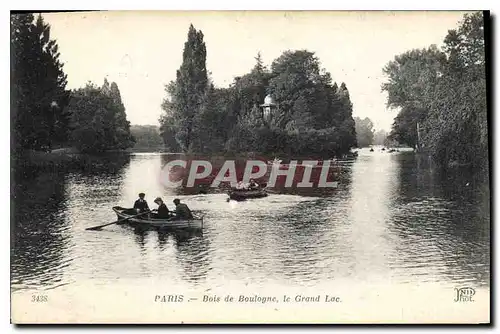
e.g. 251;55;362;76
86;210;152;231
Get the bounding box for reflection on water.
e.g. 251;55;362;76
388;153;490;286
11;149;490;294
128;226;209;283
12;170;71;291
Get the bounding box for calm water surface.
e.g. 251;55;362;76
12;149;490;295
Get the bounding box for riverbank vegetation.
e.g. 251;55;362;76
353;117;391;148
67;80;134;153
130;125;164;152
354;117;374;148
382;12;487;169
373;129;389;146
13;12;486;166
159;25;357;157
11;14;70;153
11;13;134;159
15;149;132;178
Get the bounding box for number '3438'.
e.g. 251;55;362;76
31;295;48;302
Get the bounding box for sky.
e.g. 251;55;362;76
42;10;473;131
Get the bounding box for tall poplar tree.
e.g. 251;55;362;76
11;13;70;151
160;24;208;152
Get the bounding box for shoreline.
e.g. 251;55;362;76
12;146;415;167
12;148;133;173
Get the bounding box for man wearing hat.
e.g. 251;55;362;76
133;193;150;213
153;197;171;219
172;198;193;220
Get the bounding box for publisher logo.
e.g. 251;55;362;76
454;287;475;302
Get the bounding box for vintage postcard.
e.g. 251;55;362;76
11;10;490;324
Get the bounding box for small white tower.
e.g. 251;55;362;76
260;94;277;122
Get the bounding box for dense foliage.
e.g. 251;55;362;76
160;24;208;153
130;125;164;151
354;117;374;148
373;129;388;146
11;14;70;151
67;79;134;153
382;12;487;168
160;27;357;157
11;14;135;155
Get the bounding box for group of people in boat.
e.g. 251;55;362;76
133;193;193;220
235;179;261;191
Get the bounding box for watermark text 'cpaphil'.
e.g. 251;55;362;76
160;159;339;188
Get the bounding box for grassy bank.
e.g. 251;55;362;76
13;148;131;175
15;148;80;169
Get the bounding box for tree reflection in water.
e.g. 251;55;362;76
129;226;210;284
388;152;490;286
12;169;70;291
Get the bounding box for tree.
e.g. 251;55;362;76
382;45;446;110
268;50;327;130
431;12;487;167
335;83;357;151
266;50;357;155
130;125;164;150
373;129;388;146
159;81;182;152
159;32;357;156
382;11;487;168
159;24;208;152
386;106;427;148
191;85;233;153
108;81;134;147
228;53;272;126
354;117;374;148
68;80;134;153
381;46;446;150
11;14;70;151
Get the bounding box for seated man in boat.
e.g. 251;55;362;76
172;198;193;220
248;179;259;190
133;193;150;213
153;197;171;219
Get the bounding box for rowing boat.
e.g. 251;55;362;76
228;188;268;201
112;206;204;229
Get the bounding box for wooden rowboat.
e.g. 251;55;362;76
112;206;204;229
228;188;268;201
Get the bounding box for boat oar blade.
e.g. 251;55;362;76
86;226;104;231
85;220;120;231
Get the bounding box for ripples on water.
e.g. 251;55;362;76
11;149;490;293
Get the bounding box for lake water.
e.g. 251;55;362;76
11;148;491;323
